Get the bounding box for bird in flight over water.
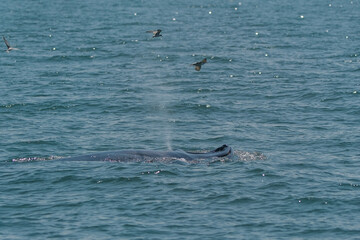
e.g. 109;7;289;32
146;29;162;38
3;36;19;52
192;58;207;71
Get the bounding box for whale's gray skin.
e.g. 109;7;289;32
60;144;233;162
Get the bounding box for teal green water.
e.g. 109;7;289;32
1;0;360;239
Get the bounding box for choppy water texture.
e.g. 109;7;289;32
1;0;360;239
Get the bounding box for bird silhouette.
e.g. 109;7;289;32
192;58;207;71
146;29;162;38
3;36;19;52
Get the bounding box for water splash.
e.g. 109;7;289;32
12;156;61;162
233;150;267;161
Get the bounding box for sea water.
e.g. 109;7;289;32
1;0;360;239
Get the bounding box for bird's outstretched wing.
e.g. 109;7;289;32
3;36;11;49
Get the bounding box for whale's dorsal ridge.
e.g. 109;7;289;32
213;144;229;152
59;145;233;162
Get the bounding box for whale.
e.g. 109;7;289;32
59;144;233;162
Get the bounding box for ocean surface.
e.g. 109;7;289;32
1;0;360;239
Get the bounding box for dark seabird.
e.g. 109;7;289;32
3;36;19;52
146;29;162;37
192;58;207;71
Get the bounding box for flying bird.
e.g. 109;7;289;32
3;36;19;52
146;29;162;38
192;58;207;71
